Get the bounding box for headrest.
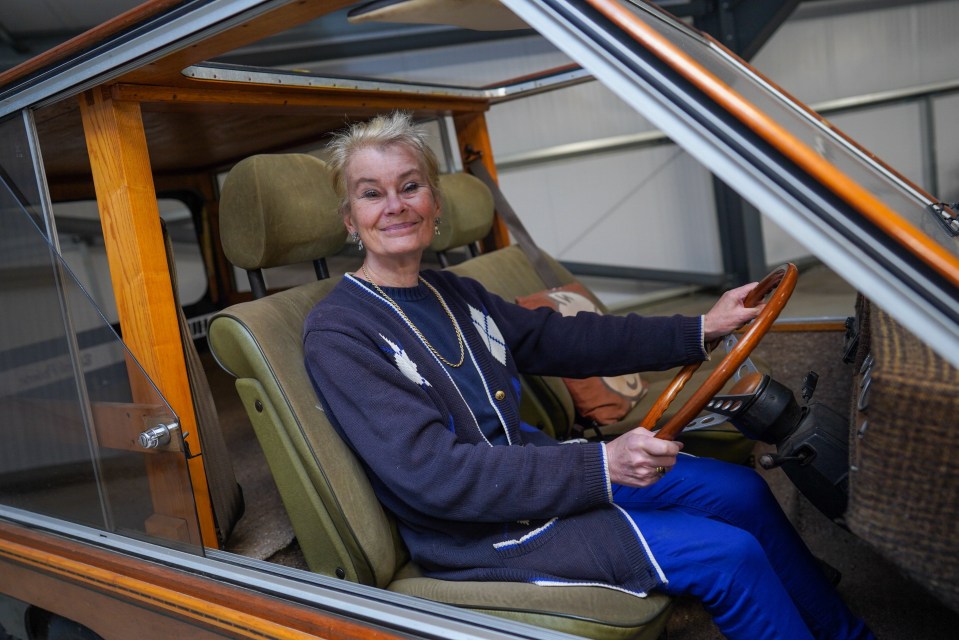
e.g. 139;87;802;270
219;154;346;271
431;172;495;253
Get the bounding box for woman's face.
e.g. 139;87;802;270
343;143;439;267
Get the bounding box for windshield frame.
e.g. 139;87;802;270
499;0;959;367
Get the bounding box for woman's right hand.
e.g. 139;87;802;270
703;281;764;341
605;427;683;487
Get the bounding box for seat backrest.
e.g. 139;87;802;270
211;153;401;586
448;245;581;437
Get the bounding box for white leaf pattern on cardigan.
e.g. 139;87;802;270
380;333;431;388
469;305;506;365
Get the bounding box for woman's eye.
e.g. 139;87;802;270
360;189;380;199
403;182;421;194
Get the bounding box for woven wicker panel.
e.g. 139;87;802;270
847;301;959;610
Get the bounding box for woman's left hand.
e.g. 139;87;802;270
703;281;765;342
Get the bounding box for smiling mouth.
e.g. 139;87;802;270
380;220;420;233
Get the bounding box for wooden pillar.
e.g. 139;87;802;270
453;111;511;251
79;87;217;548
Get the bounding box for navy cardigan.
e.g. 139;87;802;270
303;269;705;595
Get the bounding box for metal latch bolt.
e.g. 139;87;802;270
138;422;180;449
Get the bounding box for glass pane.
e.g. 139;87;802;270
0;113;202;553
225;6;563;89
54;198;208;323
294;35;571;87
621;0;959;258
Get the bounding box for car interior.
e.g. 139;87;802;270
205;149;814;639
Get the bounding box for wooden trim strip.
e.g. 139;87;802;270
0;521;402;639
454;112;512;250
79;87;216;548
770;319;847;333
0;543;307;639
584;0;959;289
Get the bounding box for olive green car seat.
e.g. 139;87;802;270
209;153;673;640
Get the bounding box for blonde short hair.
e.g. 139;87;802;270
327;112;441;216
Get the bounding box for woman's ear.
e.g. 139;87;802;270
343;215;355;235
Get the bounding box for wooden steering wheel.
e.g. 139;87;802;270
645;263;799;441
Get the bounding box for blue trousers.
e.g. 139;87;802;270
612;455;874;640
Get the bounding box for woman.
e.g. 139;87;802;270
303;112;873;640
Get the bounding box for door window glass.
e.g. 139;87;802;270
0;113;203;552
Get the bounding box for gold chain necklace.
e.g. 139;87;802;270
362;265;465;368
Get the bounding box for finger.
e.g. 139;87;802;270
737;281;761;296
640;438;683;457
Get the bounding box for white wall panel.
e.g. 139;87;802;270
499;145;721;271
754;0;959;104
829;103;926;188
488;79;658;155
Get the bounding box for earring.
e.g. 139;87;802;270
350;230;364;251
434;218;442;237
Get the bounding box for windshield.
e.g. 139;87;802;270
618;0;959;257
491;0;959;366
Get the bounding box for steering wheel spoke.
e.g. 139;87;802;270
720;333;760;381
681;411;730;432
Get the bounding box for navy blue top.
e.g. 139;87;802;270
305;269;706;596
356;279;508;446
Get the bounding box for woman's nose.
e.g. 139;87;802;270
384;190;404;214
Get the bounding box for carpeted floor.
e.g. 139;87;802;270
203;350;298;564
